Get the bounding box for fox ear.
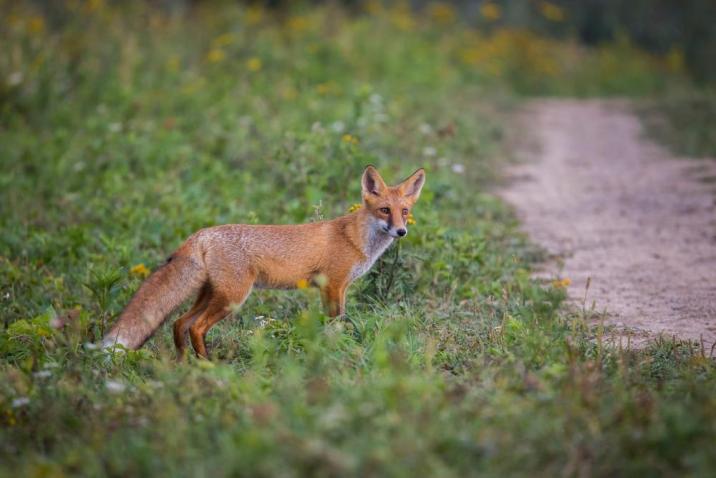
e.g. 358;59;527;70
361;165;387;197
398;168;426;201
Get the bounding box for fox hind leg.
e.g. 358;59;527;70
190;273;255;359
173;284;211;360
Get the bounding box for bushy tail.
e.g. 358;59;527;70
102;240;207;350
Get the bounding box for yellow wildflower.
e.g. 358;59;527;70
86;0;104;13
287;16;309;33
130;263;150;279
296;278;309;289
342;133;359;145
212;33;236;48
539;2;565;22
207;48;226;63
315;82;337;95
480;3;501;21
165;56;180;73
390;10;415;31
245;6;264;25
364;0;384;15
428;3;456;25
348;203;363;213
7;14;22;29
551;277;571;289
280;85;298;100
4;409;16;427
665;47;684;73
459;46;482;66
182;76;206;94
246;57;262;72
27;16;45;34
407;212;416;225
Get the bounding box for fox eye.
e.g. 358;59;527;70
402;208;409;216
379;207;390;214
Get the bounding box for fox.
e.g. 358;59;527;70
102;165;426;359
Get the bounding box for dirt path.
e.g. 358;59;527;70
501;100;716;347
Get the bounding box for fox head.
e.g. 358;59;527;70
360;165;426;238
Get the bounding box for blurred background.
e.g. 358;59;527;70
4;0;716;94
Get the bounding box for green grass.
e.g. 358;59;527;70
1;2;715;476
641;89;716;158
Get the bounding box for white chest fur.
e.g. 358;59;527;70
349;226;394;281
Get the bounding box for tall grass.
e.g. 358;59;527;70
1;2;714;476
641;89;716;158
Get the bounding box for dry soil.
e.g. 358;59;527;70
500;100;716;348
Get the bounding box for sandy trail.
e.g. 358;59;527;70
500;100;716;347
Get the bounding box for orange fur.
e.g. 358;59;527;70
102;166;425;359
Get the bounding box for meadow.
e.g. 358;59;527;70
1;2;715;476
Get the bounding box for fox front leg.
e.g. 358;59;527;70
320;282;362;341
320;283;347;317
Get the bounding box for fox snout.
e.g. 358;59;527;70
385;227;408;238
381;222;408;238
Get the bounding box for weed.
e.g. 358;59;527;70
1;2;714;476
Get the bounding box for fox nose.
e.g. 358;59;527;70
396;228;407;237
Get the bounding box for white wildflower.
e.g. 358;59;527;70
330;121;345;133
33;370;52;379
419;123;433;135
451;163;465;174
422;146;437;157
12;397;30;408
8;72;23;86
105;380;127;393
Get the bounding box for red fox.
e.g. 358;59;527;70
102;165;425;358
